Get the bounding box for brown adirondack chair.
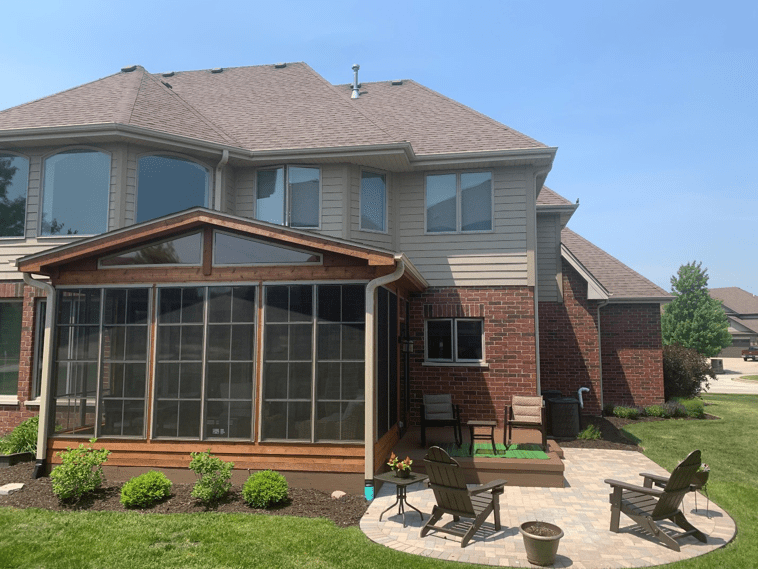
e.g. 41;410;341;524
604;450;707;551
420;446;506;547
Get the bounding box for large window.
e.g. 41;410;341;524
42;150;110;235
425;319;484;363
100;233;203;267
0;301;22;396
256;166;320;228
426;172;492;233
137;155;209;223
154;286;256;439
261;284;365;442
0;154;29;238
360;171;386;232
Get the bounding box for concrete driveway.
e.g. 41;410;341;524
707;357;758;394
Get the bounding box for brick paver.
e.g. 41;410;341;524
360;449;735;567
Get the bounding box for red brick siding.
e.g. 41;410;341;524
408;286;537;428
600;303;664;407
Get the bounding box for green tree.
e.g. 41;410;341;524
661;261;731;357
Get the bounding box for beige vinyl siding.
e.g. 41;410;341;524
0;237;80;280
235;167;255;219
319;164;345;238
396;168;530;287
23;155;41;237
537;214;561;302
124;146;138;225
223;165;236;215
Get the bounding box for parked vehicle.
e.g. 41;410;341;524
742;347;758;361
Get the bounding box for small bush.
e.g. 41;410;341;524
663;400;688;418
0;415;38;455
602;403;615;417
644;404;669;418
577;424;602;440
120;471;172;508
243;470;289;509
189;450;233;503
679;398;705;418
613;406;641;420
50;439;110;503
663;344;714;400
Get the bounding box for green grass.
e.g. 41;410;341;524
739;375;758;381
0;394;754;568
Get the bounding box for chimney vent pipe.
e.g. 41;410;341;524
351;64;360;99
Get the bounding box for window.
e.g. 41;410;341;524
32;299;47;399
256;166;320;228
360;171;386;232
42;150;110;235
425;319;484;363
0;301;22;396
137;155;209;223
426;172;492;233
100;233;203;267
0;154;29;238
213;231;321;265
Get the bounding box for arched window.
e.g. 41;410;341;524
0;154;29;238
137;155;209;224
41;149;110;236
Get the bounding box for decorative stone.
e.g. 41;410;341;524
0;483;24;496
331;490;346;499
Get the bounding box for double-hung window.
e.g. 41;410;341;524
425;319;484;363
425;172;492;233
256;166;320;228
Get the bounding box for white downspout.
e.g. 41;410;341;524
532;167;551;395
214;149;229;211
364;258;405;499
23;273;56;478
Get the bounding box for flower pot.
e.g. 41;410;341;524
520;521;563;566
692;470;709;489
394;468;411;479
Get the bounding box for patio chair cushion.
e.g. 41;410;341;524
511;396;543;423
423;394;456;420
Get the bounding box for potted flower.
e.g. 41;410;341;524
387;452;413;478
692;463;709;489
519;521;563;566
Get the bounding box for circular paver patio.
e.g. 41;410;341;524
360;448;736;568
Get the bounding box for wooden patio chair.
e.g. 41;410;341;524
420;394;462;447
505;395;546;451
604;449;707;551
420;446;506;547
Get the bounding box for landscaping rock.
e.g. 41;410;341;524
0;483;24;496
331;490;346;499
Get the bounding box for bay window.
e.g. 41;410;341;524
0;154;29;238
256;166;320;228
137;155;209;223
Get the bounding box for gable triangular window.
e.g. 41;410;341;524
213;231;321;265
100;232;202;267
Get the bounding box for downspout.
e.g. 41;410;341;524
364;257;405;500
596;299;609;412
532;168;551;395
213;149;229;211
23;273;56;479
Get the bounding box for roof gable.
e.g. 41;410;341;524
709;287;758;315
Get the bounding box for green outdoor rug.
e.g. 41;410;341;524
445;442;549;460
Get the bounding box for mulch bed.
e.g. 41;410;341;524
0;413;717;524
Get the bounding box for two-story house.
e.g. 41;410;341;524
708;287;758;356
0;63;668;491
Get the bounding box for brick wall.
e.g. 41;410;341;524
408;286;537;427
538;262;603;415
600;303;665;407
0;281;43;434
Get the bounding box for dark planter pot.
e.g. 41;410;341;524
0;452;34;468
394;468;411;479
692;470;709;489
520;521;563;566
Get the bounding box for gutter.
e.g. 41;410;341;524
363;257;406;500
22;273;56;479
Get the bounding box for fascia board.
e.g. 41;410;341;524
560;244;609;301
537;204;578;228
606;297;673;304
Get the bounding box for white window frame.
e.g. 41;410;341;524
0;151;30;240
359;169;388;233
424;170;494;234
254;165;322;229
424;318;485;364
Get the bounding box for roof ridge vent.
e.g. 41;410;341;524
391;80;403;86
162;71;175;77
161;81;172;89
274;62;287;69
351;64;360;99
121;65;138;73
211;68;224;74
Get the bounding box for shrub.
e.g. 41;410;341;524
663;400;688;418
644;404;668;418
577;424;602;440
663;344;714;400
50;439;110;503
189;450;233;503
120;471;172;508
613;406;641;420
679;398;705;418
0;415;38;455
602;403;616;417
243;470;289;509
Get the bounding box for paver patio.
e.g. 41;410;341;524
360;448;736;568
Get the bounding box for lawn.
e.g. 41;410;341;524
0;394;753;569
739;375;758;381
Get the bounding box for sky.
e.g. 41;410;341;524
2;0;756;294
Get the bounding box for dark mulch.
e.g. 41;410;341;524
0;462;368;527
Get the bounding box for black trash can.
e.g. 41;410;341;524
551;397;580;438
541;390;563;436
711;359;723;374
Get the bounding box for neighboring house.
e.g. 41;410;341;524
708;287;758;356
0;62;668;488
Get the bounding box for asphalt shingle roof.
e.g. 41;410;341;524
709;287;758;316
536;186;573;206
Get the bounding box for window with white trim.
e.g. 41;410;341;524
425;172;492;233
0;153;29;238
360;171;386;232
136;155;209;223
256;166;320;228
425;319;484;363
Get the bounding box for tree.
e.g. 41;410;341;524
661;261;731;357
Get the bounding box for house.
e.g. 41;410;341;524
0;62;669;491
708;287;758;356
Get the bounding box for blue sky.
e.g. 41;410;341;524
2;0;756;294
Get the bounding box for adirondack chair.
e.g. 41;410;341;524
604;450;707;551
420;446;506;547
420;394;462;447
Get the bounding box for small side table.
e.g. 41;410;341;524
467;420;498;456
374;471;428;527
